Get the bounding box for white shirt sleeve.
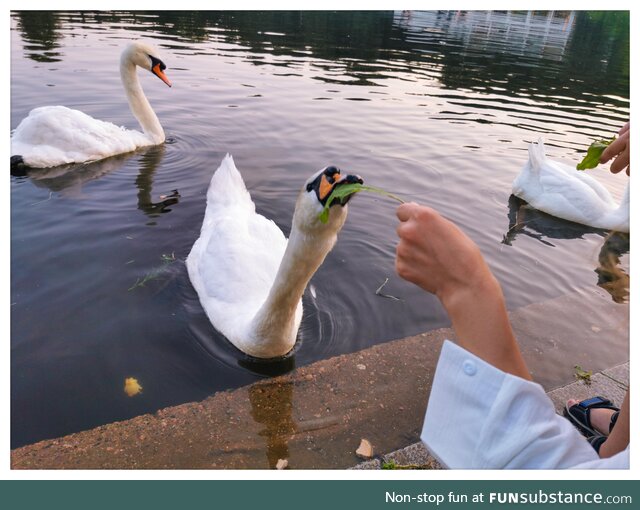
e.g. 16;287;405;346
421;340;629;469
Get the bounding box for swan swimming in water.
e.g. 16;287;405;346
11;41;171;169
186;155;363;359
512;139;629;233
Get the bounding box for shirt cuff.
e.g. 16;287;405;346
421;340;507;468
420;340;606;469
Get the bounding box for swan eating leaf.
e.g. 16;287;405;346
319;183;405;223
187;155;366;358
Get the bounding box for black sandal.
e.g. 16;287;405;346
563;396;620;437
587;435;607;454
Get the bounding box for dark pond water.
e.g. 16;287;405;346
11;10;629;449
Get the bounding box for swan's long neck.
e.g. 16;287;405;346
249;225;338;358
120;60;165;144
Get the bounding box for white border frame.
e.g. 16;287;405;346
4;0;637;480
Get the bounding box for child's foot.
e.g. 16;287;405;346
566;399;618;436
563;396;620;438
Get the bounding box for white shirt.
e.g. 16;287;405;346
421;340;629;469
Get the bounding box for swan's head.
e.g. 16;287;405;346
122;41;172;87
293;166;363;234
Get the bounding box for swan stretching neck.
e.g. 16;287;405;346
187;156;363;359
248;195;349;357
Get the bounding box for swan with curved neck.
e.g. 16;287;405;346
11;41;171;169
512;139;629;233
186;155;363;358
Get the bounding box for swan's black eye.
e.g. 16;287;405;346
307;171;325;193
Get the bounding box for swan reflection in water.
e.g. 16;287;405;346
12;143;180;218
503;195;629;304
135;144;180;218
238;355;297;468
248;379;296;469
11;151;133;192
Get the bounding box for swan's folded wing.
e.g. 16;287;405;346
186;208;287;340
536;170;613;224
548;159;617;208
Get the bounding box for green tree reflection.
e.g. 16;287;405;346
12;10;629;100
13;11;63;62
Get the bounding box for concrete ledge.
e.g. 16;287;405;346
11;288;628;470
12;329;450;469
547;365;628;414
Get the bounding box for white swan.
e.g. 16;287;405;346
186;155;363;358
11;41;171;169
512;140;629;233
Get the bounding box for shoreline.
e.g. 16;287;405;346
12;288;628;469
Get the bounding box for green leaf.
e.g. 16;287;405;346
576;137;615;170
318;183;405;223
574;364;593;385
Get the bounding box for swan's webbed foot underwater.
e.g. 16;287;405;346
157;189;180;203
151;190;181;212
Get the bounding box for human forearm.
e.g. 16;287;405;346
396;203;532;380
441;273;532;380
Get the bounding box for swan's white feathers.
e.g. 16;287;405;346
188;154;356;357
512;139;629;232
11;106;150;168
186;155;288;347
203;154;255;222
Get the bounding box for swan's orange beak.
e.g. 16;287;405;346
152;63;172;87
318;173;337;201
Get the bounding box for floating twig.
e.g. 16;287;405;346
375;278;402;301
30;191;53;206
128;253;177;291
